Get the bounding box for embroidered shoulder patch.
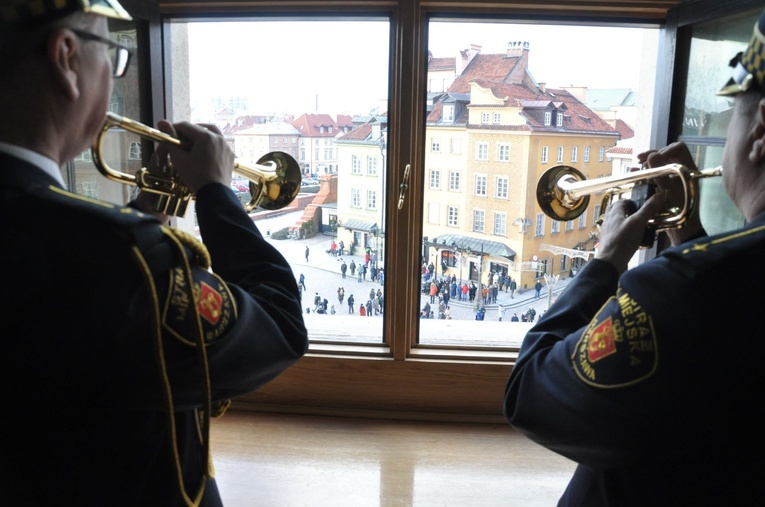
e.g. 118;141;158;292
162;266;237;346
572;291;658;388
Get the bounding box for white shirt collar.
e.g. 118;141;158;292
0;142;67;188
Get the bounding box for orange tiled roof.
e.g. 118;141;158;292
290;113;354;137
613;118;635;140
428;56;456;72
607;146;633;155
448;53;520;93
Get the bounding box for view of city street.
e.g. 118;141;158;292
252;209;573;348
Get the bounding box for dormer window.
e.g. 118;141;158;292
443;104;454;122
319;126;324;133
556;113;563;127
544;111;552;126
328;126;333;133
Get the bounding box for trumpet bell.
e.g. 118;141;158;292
91;112;302;217
535;162;722;235
536;165;590;221
247;151;302;211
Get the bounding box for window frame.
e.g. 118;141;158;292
149;0;741;423
496;175;508;199
476;141;488;160
475;174;487;196
497;142;510;162
430;168;441;189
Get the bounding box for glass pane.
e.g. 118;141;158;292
420;20;658;347
64;21;140;205
681;9;761;138
677;10;760;234
176;20;390;344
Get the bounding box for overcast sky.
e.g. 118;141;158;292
188;20;655;117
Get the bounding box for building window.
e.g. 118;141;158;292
599;146;605;162
450;138;462;154
571;146;578;163
367;155;378;176
448;206;459;227
367;189;377;210
473;210;485;233
476;142;488;160
443;105;454;122
351;188;360;208
556;113;563;127
449;171;461;191
481;112;490;124
475;174;487;196
535;212;545;237
496;176;508;199
428;202;440;224
430;169;441;189
551;220;560;234
584;146;590;163
593;204;602;226
566;220;574;231
544;111;551;125
541;146;548;163
497;143;510;162
431;138;441;152
493;112;501;124
493;212;507;236
75;149;93;162
128;142;141;160
351;155;361;174
557;146;564;163
578;213;587;229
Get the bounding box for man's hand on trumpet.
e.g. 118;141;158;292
130;120;236;222
637;141;704;246
594;187;666;275
156;120;236;193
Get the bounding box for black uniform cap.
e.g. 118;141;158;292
718;10;765;96
1;0;132;28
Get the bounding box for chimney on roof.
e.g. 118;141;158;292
456;43;482;75
506;41;530;58
539;82;546;93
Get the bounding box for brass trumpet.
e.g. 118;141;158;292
92;112;302;217
536;163;722;232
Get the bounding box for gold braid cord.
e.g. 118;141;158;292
129;226;227;507
160;226;230;419
162;226;211;270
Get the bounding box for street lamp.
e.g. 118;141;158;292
370;223;379;267
543;273;560;310
378;130;386;266
466;247;472;282
452;241;462;285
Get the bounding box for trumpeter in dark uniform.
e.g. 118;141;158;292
505;10;765;506
0;1;308;505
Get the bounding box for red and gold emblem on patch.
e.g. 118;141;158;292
198;282;223;325
572;292;658;388
588;317;617;362
163;266;237;345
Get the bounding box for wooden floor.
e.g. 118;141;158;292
210;411;576;506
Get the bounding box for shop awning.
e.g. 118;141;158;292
340;219;377;233
430;233;516;260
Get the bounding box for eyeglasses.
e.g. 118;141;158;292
70;29;132;78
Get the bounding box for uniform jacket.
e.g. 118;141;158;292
505;216;765;506
0;153;308;506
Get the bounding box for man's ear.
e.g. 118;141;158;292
46;29;80;101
